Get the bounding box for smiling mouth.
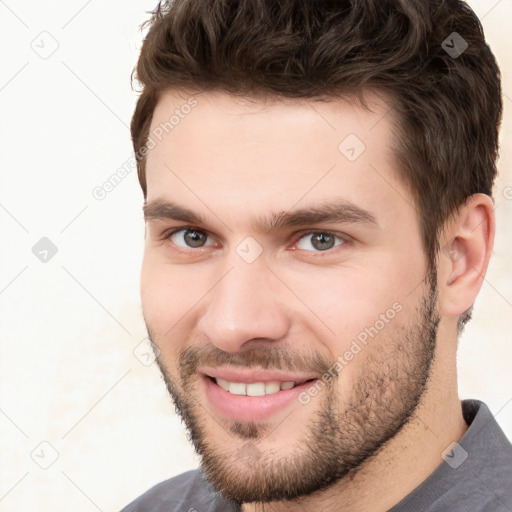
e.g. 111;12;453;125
206;376;317;397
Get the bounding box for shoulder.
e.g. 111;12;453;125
119;469;239;512
391;399;512;512
459;400;512;511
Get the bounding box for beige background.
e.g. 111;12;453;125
0;1;511;510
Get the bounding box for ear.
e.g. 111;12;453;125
438;194;495;318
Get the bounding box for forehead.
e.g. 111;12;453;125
148;89;394;149
144;89;410;227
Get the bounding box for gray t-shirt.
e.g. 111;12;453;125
120;399;512;511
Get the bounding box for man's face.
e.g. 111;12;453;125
141;90;439;502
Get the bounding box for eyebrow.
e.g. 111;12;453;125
144;200;206;224
143;198;378;231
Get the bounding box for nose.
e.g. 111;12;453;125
196;259;291;353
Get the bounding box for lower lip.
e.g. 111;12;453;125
201;375;318;423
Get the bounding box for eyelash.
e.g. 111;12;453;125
161;226;348;255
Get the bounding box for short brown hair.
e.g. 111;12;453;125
130;0;502;331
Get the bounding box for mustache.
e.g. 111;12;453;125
175;344;334;380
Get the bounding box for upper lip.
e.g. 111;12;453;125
201;366;318;384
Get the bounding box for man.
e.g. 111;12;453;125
121;0;512;510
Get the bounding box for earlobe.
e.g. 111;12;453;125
439;194;495;317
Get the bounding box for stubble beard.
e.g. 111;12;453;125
148;273;439;504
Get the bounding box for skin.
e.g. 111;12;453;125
140;89;495;512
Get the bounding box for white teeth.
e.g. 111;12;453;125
246;382;266;396
216;378;230;392
265;382;281;394
228;382;247;395
214;378;302;395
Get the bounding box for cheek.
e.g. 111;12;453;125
286;258;418;351
296;278;387;344
140;252;213;340
140;253;188;333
